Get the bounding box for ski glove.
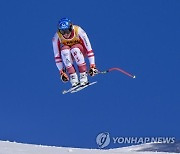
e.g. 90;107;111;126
60;69;69;82
89;64;98;76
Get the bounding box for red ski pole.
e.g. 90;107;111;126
98;67;136;79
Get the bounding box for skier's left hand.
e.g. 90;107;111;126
89;64;98;76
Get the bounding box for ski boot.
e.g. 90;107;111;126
70;72;79;87
80;72;89;86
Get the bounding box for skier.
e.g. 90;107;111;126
52;17;98;87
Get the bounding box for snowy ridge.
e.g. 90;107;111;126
120;142;180;153
0;141;179;154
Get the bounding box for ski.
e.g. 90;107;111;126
71;81;97;93
62;85;80;94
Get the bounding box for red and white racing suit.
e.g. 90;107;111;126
52;25;95;74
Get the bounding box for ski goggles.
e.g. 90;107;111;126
59;28;72;35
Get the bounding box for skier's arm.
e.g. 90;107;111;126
52;33;63;71
78;27;95;67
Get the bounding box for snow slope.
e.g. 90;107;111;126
0;141;179;154
120;142;180;153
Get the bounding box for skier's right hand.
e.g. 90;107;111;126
60;69;69;82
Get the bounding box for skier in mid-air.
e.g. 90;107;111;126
52;17;98;88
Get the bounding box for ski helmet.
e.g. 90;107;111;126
57;17;72;34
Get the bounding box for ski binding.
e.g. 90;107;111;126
71;81;97;93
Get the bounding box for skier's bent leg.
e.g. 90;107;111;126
71;45;88;86
61;47;79;87
71;44;87;73
61;47;75;73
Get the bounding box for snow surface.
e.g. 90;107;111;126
0;141;178;154
120;142;180;153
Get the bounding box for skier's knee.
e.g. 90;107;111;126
71;47;81;54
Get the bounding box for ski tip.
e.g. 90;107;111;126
62;91;66;94
133;75;136;79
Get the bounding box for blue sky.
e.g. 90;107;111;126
0;0;180;149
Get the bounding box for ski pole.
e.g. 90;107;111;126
98;67;136;79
